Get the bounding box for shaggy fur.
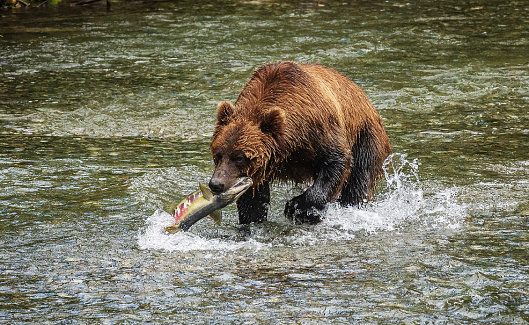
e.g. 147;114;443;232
210;61;391;224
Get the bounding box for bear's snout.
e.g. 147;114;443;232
208;178;225;195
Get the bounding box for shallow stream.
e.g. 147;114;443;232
1;0;528;323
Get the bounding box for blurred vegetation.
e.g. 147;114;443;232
1;0;109;9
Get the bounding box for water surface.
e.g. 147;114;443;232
1;0;528;323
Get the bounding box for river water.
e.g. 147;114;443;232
1;0;528;323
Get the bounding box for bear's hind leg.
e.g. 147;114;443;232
339;169;371;206
236;181;270;224
339;128;380;206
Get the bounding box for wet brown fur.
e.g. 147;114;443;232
211;61;391;206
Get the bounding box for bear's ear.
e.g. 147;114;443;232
216;101;234;125
260;108;285;137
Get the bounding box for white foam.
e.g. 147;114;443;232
324;205;402;233
137;209;268;252
137;153;465;252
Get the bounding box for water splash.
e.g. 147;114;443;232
138;153;466;251
137;209;268;252
323;153;464;236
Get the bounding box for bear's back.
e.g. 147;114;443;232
234;62;383;148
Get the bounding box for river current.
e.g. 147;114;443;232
1;0;528;323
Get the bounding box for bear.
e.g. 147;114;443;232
209;61;391;225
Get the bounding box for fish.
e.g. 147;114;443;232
165;177;253;233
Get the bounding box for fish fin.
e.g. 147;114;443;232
165;203;178;215
208;209;222;225
199;183;214;200
165;225;180;234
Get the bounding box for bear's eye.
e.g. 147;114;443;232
213;153;222;165
230;152;248;166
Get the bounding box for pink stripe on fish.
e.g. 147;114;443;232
171;190;202;224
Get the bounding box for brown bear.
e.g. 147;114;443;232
209;61;391;225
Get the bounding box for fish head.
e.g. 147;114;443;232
217;176;253;202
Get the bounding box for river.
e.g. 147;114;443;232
1;0;528;323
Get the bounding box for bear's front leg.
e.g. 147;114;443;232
284;191;325;224
236;181;270;224
285;152;347;224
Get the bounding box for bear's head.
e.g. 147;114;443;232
209;101;285;194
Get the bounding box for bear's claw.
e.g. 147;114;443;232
284;195;323;225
